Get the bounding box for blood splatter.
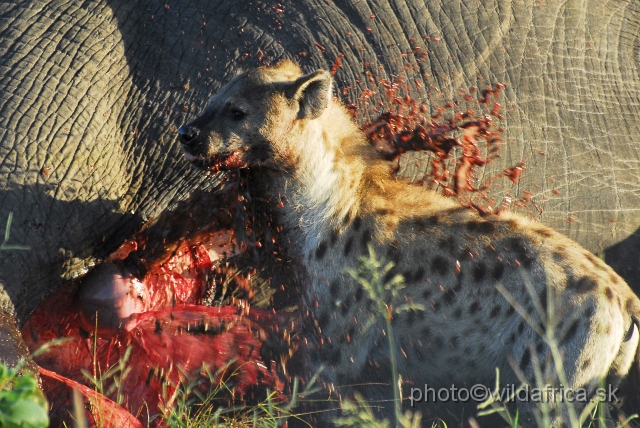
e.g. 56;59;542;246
359;79;528;213
503;161;525;184
331;54;344;77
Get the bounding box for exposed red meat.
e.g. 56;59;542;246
23;229;287;426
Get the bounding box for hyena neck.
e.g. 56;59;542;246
270;104;369;254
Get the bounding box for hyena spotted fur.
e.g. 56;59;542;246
178;61;640;426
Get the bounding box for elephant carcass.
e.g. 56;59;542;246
1;0;639;387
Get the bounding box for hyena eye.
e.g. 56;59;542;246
230;109;246;121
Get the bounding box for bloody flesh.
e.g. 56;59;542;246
23;228;288;426
23;186;294;426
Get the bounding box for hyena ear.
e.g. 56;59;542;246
286;70;332;120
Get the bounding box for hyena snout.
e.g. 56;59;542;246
177;124;201;149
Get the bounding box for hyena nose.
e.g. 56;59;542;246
177;125;200;147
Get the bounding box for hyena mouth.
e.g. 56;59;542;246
183;150;248;171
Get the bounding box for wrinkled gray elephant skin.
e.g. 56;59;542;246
1;0;639;379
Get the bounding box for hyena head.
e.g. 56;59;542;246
178;61;332;171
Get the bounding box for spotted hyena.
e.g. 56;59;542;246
178;61;640;426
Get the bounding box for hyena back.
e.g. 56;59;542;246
178;61;640;426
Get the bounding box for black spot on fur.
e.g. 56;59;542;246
330;280;340;296
432;301;442;311
340;302;349;316
561;320;580;345
467;220;496;234
506;305;515;316
423;288;432;299
453;280;463;293
438;236;458;254
404;267;426;284
316;241;328;259
422;326;431;339
344;236;353;256
450;335;459;348
553;246;567;262
509;237;533;268
443;289;456;305
432;256;449;276
320;344;342;366
473;263;487;282
581;358;591;371
453;308;462;319
458;247;473;261
568;276;598;294
330;229;339;246
434;335;444;348
469;301;481;315
352;216;362;231
348;326;356;339
584;252;600;266
492;263;505;281
520;348;531;370
411;217;437;232
535;341;545;356
490;306;501;318
387;246;401;264
552;253;566;266
438;237;457;254
585;306;594;319
361;229;371;248
605;287;614;301
354;287;364;302
363;301;373;314
317;311;330;330
517;321;525;334
357;360;392;384
406;309;426;326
